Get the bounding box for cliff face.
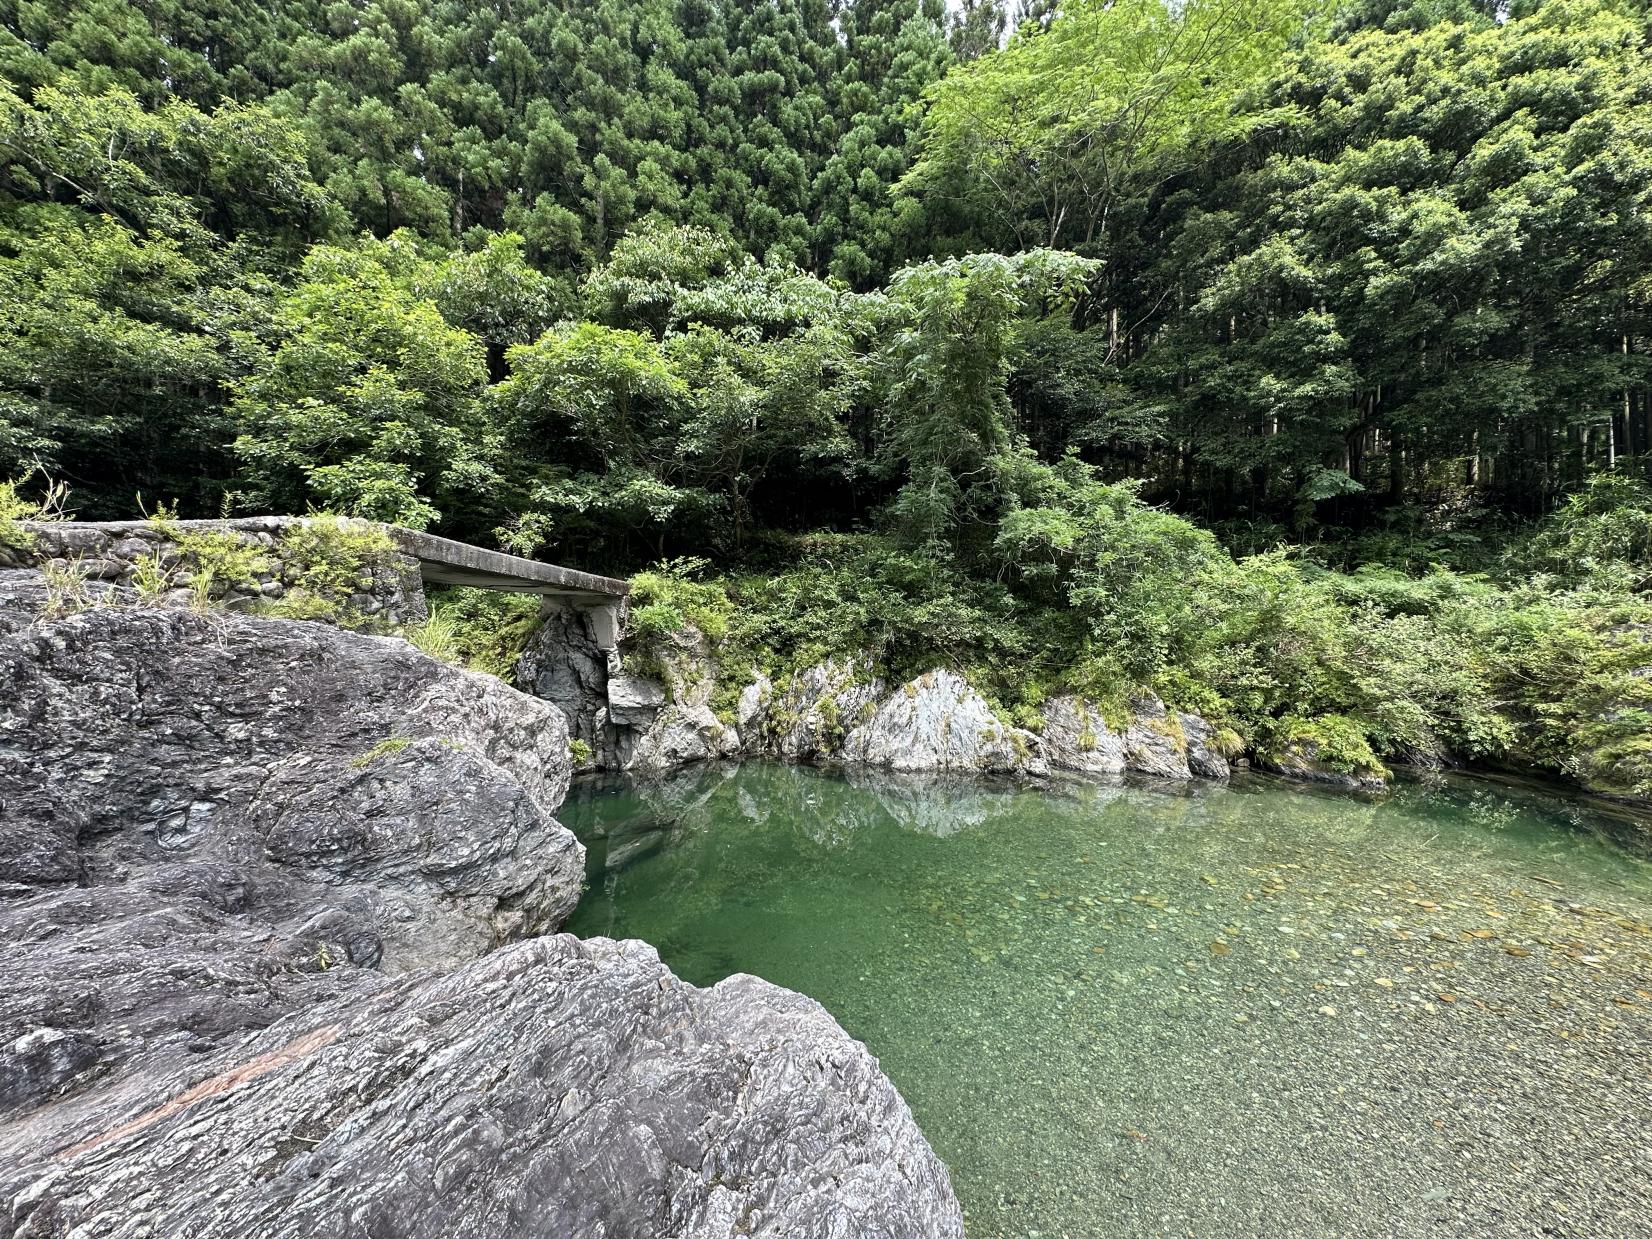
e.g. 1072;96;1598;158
0;573;964;1239
518;614;1243;785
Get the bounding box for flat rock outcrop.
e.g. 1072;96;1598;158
3;935;963;1239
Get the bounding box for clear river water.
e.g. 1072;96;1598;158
561;763;1652;1239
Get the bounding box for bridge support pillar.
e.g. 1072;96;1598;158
586;601;622;651
541;596;622;651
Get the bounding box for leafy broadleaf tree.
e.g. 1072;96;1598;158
873;249;1099;556
230;238;492;530
668;321;861;549
905;0;1322;251
0;78;331;513
492;321;701;557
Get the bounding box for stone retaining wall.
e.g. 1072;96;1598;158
0;516;427;627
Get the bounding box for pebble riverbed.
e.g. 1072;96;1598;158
563;763;1652;1239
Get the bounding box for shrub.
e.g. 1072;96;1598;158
628;557;733;642
1261;714;1388;779
0;474;69;553
263;516;398;628
995;456;1228;681
130;553;175;601
408;586;542;681
1479;593;1652;799
1519;474;1652;589
0;480;35;551
40;559;97;615
407;604;464;664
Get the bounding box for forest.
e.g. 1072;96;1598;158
2;0;1651;798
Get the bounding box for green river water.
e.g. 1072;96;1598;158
561;763;1652;1239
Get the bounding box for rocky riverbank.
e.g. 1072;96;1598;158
517;608;1381;790
0;571;964;1238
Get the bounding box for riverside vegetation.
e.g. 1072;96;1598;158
3;0;1652;803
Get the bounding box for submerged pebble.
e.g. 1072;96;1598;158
564;763;1652;1239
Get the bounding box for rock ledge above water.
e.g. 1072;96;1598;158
0;578;964;1238
4;935;964;1239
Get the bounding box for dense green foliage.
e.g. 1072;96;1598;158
633;475;1651;796
2;0;1650;798
409;585;543;678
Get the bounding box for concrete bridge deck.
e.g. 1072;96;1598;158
10;516;628;641
387;527;628;603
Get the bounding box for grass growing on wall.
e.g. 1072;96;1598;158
408;587;542;681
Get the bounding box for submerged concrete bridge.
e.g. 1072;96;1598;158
9;516;630;647
387;526;629;648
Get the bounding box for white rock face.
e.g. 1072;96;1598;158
765;658;886;762
1121;692;1193;780
548;620;1230;787
840;670;1047;775
735;670;773;746
1040;696;1127;775
1040;692;1231;782
654;624;719;708
627;702;738;773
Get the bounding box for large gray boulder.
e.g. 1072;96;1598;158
0;588;585;1131
0;591;581;952
1120;692;1194;780
735;669;774;745
0;581;965;1237
608;668;667;727
627;701;739;773
1177;710;1234;780
2;935;963;1239
520;614;740;774
840;670;1047;776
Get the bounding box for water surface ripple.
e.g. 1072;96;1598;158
562;763;1652;1239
